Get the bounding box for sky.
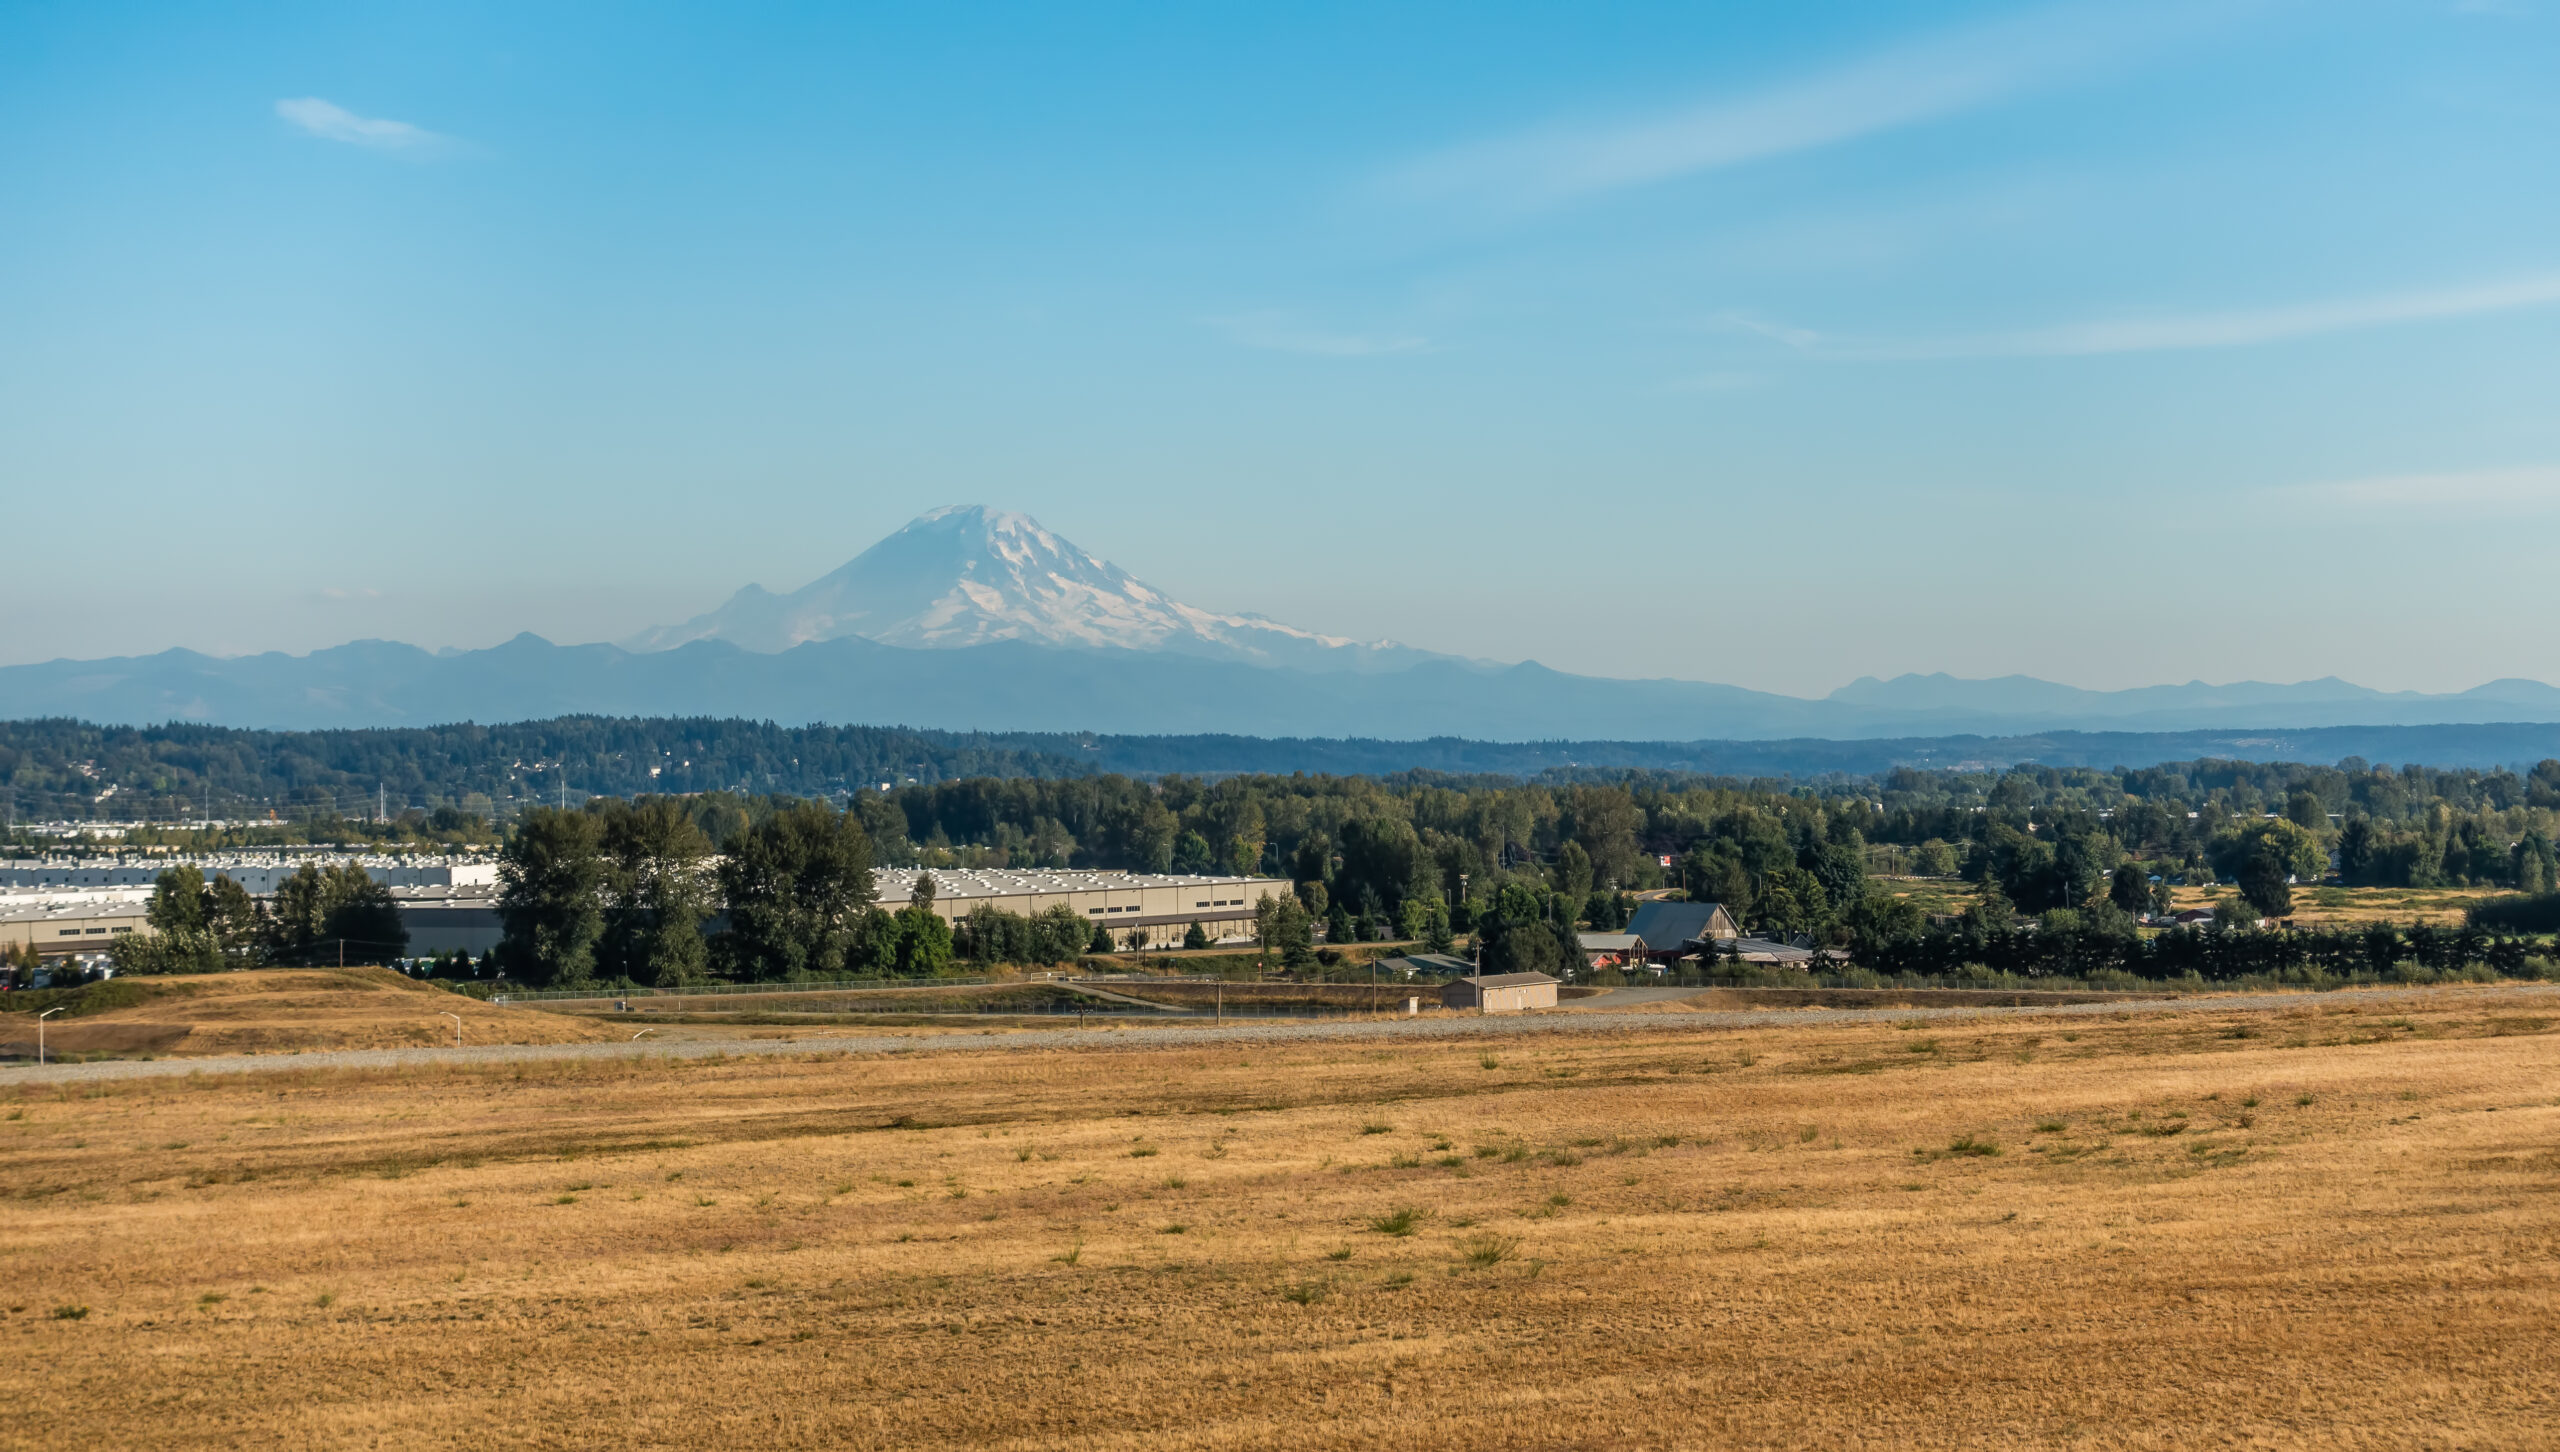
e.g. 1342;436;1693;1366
3;0;2557;697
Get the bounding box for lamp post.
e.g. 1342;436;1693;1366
439;1011;461;1048
38;1006;65;1065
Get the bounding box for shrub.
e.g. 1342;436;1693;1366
1368;1206;1426;1237
1460;1234;1521;1267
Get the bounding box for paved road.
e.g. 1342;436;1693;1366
4;983;2552;1088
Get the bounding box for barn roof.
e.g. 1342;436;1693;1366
1626;900;1728;947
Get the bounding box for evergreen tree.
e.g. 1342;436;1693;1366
497;808;607;985
713;801;878;980
598;797;715;987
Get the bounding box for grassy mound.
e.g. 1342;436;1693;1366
0;968;619;1060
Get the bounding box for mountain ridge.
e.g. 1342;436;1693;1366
8;632;2560;741
8;505;2560;740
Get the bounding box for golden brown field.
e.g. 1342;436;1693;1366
0;969;618;1060
3;990;2556;1449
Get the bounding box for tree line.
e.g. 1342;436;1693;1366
484;800;956;988
108;862;409;973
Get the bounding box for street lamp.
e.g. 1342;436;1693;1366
439;1011;461;1048
38;1006;65;1065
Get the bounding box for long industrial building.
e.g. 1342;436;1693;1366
0;855;496;894
879;869;1293;949
0;860;1291;960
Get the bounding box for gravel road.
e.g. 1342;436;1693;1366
5;983;2553;1087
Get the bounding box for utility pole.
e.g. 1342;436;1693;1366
38;1006;64;1065
440;1011;461;1048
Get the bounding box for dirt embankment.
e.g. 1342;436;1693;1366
0;968;619;1059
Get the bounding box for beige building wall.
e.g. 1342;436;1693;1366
881;871;1294;950
0;904;151;957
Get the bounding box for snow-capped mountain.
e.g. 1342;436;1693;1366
623;506;1440;672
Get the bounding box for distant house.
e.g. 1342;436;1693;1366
1575;932;1646;968
1441;972;1559;1013
1624;901;1738;961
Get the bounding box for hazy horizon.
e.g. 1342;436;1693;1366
5;2;2557;695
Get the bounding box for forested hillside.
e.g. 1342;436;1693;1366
0;718;1091;827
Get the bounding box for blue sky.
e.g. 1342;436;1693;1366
3;0;2556;695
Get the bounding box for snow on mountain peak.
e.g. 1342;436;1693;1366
624;506;1423;671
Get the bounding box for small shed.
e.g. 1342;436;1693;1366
1441;971;1560;1013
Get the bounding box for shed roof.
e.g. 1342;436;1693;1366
1576;933;1644;952
1460;972;1559;987
1389;953;1476;974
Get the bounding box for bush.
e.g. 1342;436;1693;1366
2467;893;2560;932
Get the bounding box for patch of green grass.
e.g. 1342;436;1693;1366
1128;1145;1159;1158
1478;1053;1500;1070
1051;1244;1082;1265
1279;1280;1330;1305
1459;1233;1521;1268
1326;1246;1354;1261
1914;1134;2002;1161
1368;1206;1426;1237
50;1305;88;1321
1381;1272;1414;1290
1360;1123;1393;1136
2034;1120;2066;1134
1158;1223;1188;1235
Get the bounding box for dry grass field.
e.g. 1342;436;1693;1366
0;969;618;1060
3;990;2556;1449
1878;876;2508;929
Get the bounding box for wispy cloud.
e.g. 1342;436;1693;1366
275;97;446;152
1384;1;2221;212
1208;312;1431;357
1726;272;2560;360
2279;466;2560;512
